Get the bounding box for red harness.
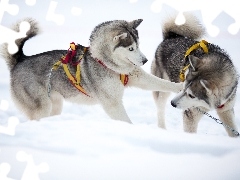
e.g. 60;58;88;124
52;43;129;98
217;104;224;109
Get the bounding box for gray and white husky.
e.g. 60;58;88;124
1;18;182;123
151;13;239;137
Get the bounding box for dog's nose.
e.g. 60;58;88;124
171;101;177;108
142;58;148;65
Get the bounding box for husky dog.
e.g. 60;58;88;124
151;13;239;137
1;18;182;123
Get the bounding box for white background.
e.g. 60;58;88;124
0;0;240;179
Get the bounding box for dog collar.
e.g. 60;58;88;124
95;58;129;86
95;58;107;68
217;104;224;109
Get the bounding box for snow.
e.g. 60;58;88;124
1;1;240;179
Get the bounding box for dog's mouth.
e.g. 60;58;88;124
127;58;148;66
127;58;137;66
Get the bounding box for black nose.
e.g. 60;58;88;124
171;101;176;108
142;59;148;65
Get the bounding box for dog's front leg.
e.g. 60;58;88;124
129;68;183;93
217;108;238;137
101;100;132;124
183;107;205;133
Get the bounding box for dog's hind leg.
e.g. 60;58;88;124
183;107;205;133
11;84;52;120
49;90;63;116
217;108;238;137
153;91;170;129
14;96;52;120
28;98;52;120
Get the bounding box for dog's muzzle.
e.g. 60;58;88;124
171;100;177;108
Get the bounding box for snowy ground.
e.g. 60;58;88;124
1;1;240;179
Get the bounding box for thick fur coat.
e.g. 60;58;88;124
1;18;182;122
151;13;239;137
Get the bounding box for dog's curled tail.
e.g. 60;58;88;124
1;18;40;71
162;13;206;40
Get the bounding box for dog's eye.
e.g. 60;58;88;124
129;47;134;51
188;94;195;99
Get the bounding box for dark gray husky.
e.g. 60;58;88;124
151;13;239;137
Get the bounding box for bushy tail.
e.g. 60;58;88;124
162;13;206;40
1;18;40;71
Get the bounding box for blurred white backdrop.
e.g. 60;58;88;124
0;1;240;179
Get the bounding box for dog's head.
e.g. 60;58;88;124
171;54;238;110
89;19;148;74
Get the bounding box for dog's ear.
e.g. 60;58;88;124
129;19;143;29
188;55;200;71
200;80;212;94
113;33;128;42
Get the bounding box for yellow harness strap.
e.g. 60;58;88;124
184;40;208;58
62;63;88;95
76;63;81;85
75;47;88;85
180;40;208;82
179;64;190;82
52;45;88;96
53;60;62;70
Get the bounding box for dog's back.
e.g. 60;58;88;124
151;13;206;83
